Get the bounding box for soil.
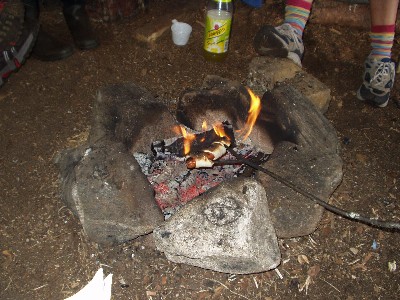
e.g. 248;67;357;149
1;1;399;299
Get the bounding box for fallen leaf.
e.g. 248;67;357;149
298;254;309;265
355;153;368;164
350;247;359;255
362;252;374;265
146;290;157;296
388;261;397;272
308;265;321;278
213;285;224;297
2;250;14;269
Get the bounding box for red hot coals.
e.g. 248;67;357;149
134;122;264;217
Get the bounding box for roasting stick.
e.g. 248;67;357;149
226;147;400;231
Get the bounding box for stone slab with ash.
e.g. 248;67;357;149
154;178;281;274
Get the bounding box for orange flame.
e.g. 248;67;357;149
202;121;208;132
239;87;262;141
174;87;261;156
212;123;228;139
174;125;196;155
200;121;208;142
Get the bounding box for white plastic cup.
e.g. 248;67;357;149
171;19;192;46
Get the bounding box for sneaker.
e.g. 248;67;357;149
254;23;304;67
357;57;395;108
1;23;38;87
1;0;39;87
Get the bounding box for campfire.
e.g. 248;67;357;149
134;87;266;217
56;76;350;273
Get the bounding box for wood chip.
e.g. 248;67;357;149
298;254;310;265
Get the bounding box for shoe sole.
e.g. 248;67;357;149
254;25;290;58
254;25;302;66
357;86;389;108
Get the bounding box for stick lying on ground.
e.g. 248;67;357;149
227;147;400;231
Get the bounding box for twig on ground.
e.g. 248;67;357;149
321;278;341;293
204;278;251;300
227;147;400;231
33;284;48;291
274;268;283;279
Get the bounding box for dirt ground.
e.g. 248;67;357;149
1;0;400;299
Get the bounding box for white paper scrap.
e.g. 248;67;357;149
65;268;112;300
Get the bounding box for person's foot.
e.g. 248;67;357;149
1;22;39;87
1;0;38;87
32;28;74;61
63;5;99;50
254;23;304;67
357;57;395;108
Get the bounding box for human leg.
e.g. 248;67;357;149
254;0;313;66
357;0;398;107
62;0;99;50
24;0;74;61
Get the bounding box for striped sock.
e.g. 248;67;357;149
369;25;395;60
285;0;313;38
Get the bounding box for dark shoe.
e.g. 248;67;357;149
33;28;74;61
63;5;99;50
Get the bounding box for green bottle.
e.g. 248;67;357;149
203;0;233;62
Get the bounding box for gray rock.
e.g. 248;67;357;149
55;83;171;245
154;178;281;274
90;83;179;154
256;84;343;237
56;139;163;245
247;57;301;96
247;57;331;113
287;72;332;114
257;142;343;238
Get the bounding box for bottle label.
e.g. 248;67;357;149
204;10;232;54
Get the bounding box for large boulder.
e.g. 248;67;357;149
153;178;281;274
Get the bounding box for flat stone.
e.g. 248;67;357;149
55;140;164;245
153;178;281;274
257;142;343;238
247;56;302;96
287;72;331;114
247;56;331;113
256;84;343;238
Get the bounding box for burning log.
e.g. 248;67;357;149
152;122;235;165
